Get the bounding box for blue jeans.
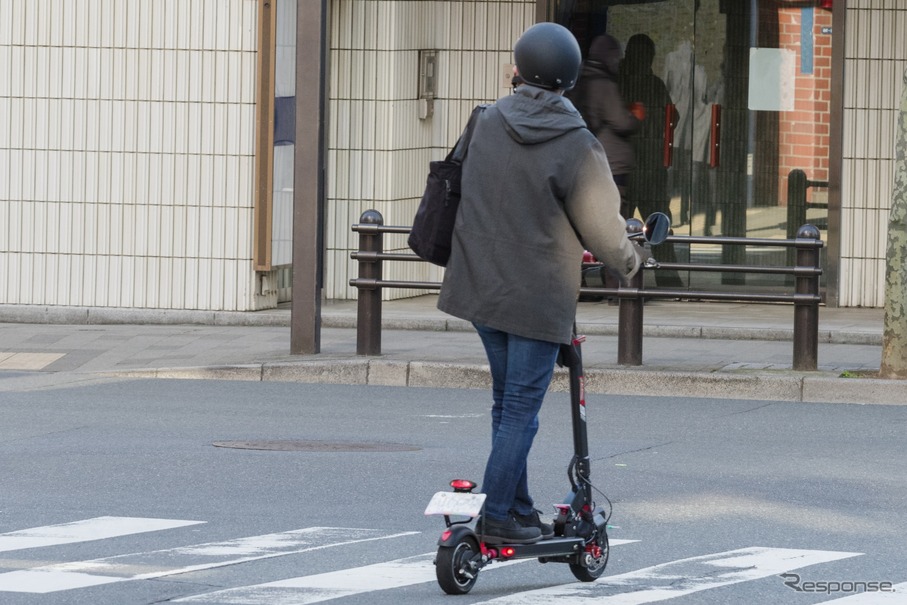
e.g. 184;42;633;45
474;324;560;521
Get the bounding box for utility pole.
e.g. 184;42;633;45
291;0;328;354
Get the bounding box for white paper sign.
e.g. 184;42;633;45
748;48;796;111
424;491;486;517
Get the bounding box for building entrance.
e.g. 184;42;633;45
544;0;832;292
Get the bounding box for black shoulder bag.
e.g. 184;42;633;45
408;105;486;267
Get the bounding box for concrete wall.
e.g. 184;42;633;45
323;0;536;300
1;0;903;311
0;0;264;311
0;0;535;310
840;1;907;306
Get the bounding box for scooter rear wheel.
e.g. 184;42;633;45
569;532;609;582
436;536;480;594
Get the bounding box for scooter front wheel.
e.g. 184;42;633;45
436;535;480;594
569;532;609;582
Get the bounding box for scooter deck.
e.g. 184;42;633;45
484;536;586;559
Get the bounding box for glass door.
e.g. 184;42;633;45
548;0;831;293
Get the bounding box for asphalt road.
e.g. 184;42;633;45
1;376;904;604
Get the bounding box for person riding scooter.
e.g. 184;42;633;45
437;22;646;545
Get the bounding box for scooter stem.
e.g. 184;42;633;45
560;334;593;508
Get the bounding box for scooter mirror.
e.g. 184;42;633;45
643;212;671;246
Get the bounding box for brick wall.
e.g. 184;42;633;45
777;7;833;204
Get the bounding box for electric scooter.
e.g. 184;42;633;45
424;212;670;595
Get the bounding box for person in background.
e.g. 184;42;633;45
569;34;642;219
621;33;684;288
620;33;673;225
437;22;645;544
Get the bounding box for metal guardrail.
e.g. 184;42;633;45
787;168;829;236
349;209;824;370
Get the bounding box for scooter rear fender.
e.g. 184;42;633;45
438;524;477;547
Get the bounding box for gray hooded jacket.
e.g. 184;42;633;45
437;85;641;344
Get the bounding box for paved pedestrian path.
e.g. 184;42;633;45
0;297;900;404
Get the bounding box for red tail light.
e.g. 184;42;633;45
450;479;477;493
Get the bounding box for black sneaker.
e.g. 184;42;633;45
512;509;555;539
477;514;542;544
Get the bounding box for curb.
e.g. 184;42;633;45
0;305;291;327
105;361;906;406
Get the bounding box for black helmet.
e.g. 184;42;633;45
513;22;582;91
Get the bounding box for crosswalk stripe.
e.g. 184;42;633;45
0;527;417;594
818;581;906;603
175;552;446;604
0;517;204;553
0;352;65;370
474;547;862;604
173;539;640;604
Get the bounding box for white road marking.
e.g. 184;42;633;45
175;552;445;604
0;517;203;553
819;581;906;603
173;539;640;604
0;527;416;594
474;547;862;604
0;352;65;370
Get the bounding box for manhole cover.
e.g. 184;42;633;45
212;440;421;452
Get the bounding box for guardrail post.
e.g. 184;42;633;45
356;210;384;356
617;267;644;365
793;224;821;370
786;169;809;269
787;169;809;240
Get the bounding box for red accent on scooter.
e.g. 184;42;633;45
450;479;477;492
500;546;516;558
441;530;452;542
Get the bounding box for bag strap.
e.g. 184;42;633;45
449;104;488;163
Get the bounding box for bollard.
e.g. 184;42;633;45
617;267;644;366
356;210;384;356
793;224;821;370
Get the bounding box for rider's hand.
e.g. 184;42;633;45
635;244;656;268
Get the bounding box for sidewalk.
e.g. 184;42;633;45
0;296;900;405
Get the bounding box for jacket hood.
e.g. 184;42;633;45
588;34;622;77
495;85;587;144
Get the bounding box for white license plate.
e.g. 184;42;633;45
424;491;486;517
